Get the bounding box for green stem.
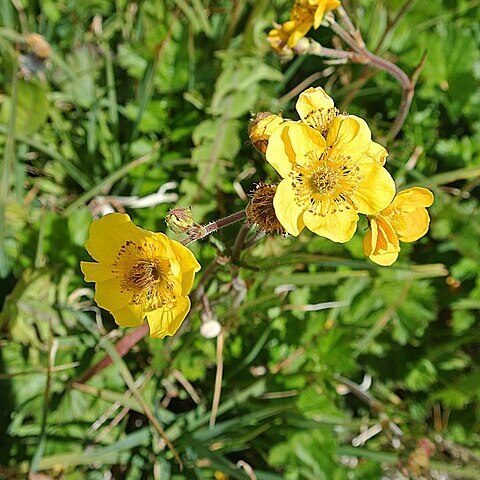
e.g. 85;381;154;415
30;320;54;472
0;57;18;277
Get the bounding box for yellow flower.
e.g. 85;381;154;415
363;187;434;266
265;88;395;243
281;0;341;48
296;87;388;164
267;23;292;55
303;0;342;30
80;213;200;338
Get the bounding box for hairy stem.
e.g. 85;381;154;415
74;323;150;384
180;210;247;246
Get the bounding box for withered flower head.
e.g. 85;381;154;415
246;183;286;235
20;34;51;79
248;112;284;154
25;33;52;60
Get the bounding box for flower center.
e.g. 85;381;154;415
381;206;402;231
290;152;362;216
127;259;163;289
310;166;339;194
301;107;339;136
113;240;178;311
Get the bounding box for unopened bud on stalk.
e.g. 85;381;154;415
166;206;194;234
246;183;285;235
248;112;284;154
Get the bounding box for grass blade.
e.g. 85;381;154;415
0;124;91;189
0;57;17;277
62;144;159;216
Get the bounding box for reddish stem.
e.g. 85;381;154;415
180;210;247;246
74;323;149;384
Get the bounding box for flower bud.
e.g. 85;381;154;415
165;206;194;234
248;113;284;154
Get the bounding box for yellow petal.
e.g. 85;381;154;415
327;115;372;161
364;217;399;266
111;303;145;327
394;187;434;211
81;261;114;283
283;19;299;34
366;141;388;165
287;20;313;47
297;86;335;115
375;216;400;252
355;164;396;215
267;27;290;54
303;207;358;243
367;249;399;267
169;239;201;296
147;297;191;339
169;239;201;273
327;0;341;8
179;269;196;297
363;234;375;261
313;2;327;29
85;213;150;263
273;179;305;236
148;232;172;252
266;122;326;177
295;86;335;130
396;208;431;243
265;121;296;177
94;277;132;311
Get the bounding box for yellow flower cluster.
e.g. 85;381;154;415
268;0;341;53
81;87;433;338
81;213;200;338
250;86;433;266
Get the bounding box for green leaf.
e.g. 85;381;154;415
0;80;49;135
405;359;437;392
67;208;91;247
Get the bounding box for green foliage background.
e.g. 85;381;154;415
0;0;479;478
